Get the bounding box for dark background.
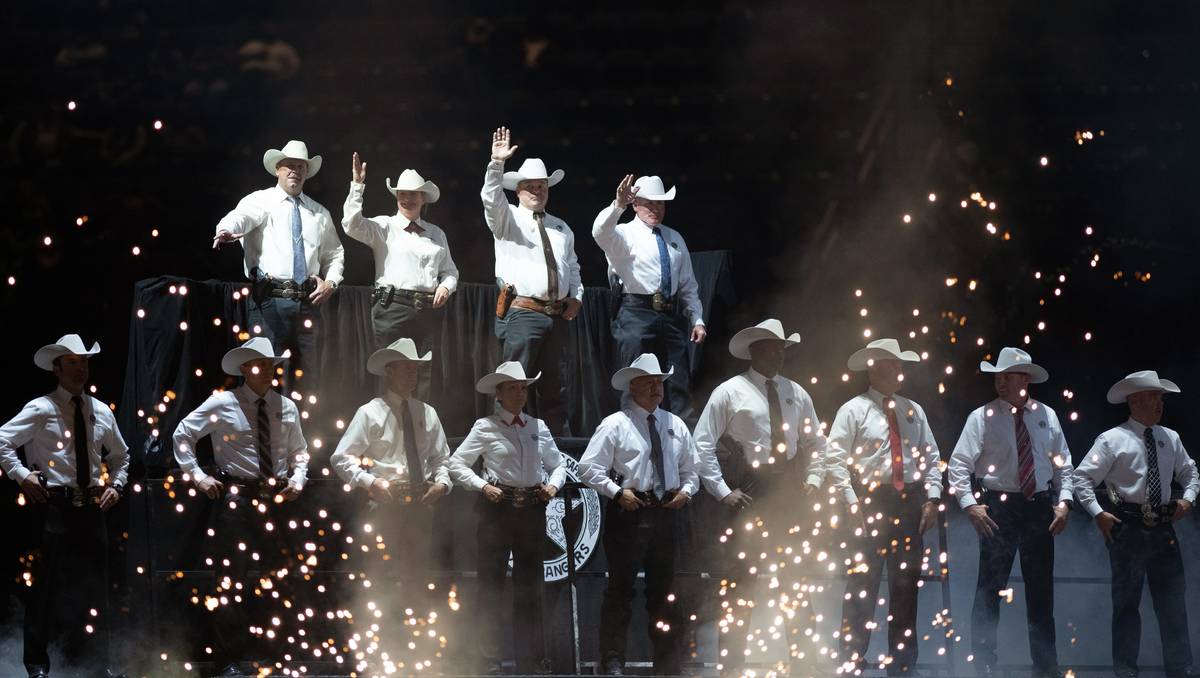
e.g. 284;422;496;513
2;1;1199;674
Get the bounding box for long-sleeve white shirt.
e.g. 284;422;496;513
693;369;836;500
480;160;582;301
0;386;130;489
342;182;458;292
578;405;698;499
592;203;704;327
827;388;943;504
216;185;345;285
329;391;452;490
947;398;1073;508
448;410;567;492
1074;419;1200;517
172;384;309;487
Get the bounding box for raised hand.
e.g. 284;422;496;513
615;174;639;208
352;151;367;184
491;126;519;161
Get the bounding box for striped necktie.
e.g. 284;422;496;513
1014;408;1037;498
289;196;307;283
256;397;274;479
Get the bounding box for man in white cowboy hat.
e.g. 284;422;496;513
1074;370;1198;678
172;336;309;677
329;338;452;577
947;347;1074;678
828;338;943;677
448;361;566;674
691;319;842;675
0;334;129;678
213;139;346;396
481;126;583;435
579;354;698;676
594;174;706;419
344;153;458;396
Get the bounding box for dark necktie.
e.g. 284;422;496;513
289;196;307;283
256;397;274;479
1014;408;1036;498
648;413;667;498
399;399;425;485
533;212;559;300
1144;426;1162;506
765;378;785;462
884;398;906;491
405;221;424;234
71;396;90;490
653;226;672;294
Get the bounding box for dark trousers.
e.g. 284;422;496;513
476;499;548;672
23;498;110;671
362;500;434;588
206;491;294;667
496;309;571;435
1108;521;1193;676
970;492;1058;671
612;302;692;421
372;300;442;402
248;294;317;396
599;501;681;674
840;486;926;673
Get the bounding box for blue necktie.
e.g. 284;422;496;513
289;196;307;283
648;413;667;499
653;227;672;295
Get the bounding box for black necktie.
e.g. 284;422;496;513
1144;426;1162;506
256;397;274;479
765;379;785;462
71;396;90;490
648;413;667;498
533;212;559;300
399;399;425;485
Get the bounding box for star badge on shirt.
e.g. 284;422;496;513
1158;440;1165;448
670;242;679;249
667;429;676;437
907;416;915;423
1038;420;1047;428
786;398;795;405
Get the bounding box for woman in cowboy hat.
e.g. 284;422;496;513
344;153;459;399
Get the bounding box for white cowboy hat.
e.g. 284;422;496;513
386;169;441;204
34;334;101;371
728;319;801;360
633;175;676;201
847;338;920;371
367;338;432;376
979;346;1049;384
221;337;286;376
1106;370;1181;404
611;353;674;391
262;140;322;178
476;361;542;394
502;158;565;191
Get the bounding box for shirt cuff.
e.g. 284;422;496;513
466;475;488;492
1083;498;1104;517
10;466;31;484
841;487;857;505
926;483;943;500
957;492;978;509
713;480;733;501
601;480;622;499
805;472;822;488
188;467;210;484
290;470;307;489
1185;488;1199;504
355;471;376;490
1057;488;1074;505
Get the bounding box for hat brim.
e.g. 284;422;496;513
34;342;101;371
847;347;920;372
979;361;1049;384
263;150;322;179
367;347;432;376
1106;378;1181;404
502;169;565;191
636;186;676;201
728;329;801;360
387;178;441;204
476;371;542;394
222;348;286;376
611;365;674;391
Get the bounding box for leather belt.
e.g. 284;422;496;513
45;486;104;508
373;285;436;310
217;471;285;499
511;296;565;316
254;274;316;303
372;480;431;505
1113;500;1176;527
630;489;675;508
495;483;546;508
622;292;675;313
983;488;1053;503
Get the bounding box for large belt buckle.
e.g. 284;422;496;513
651;291;667;312
1141;503;1160;527
544;299;562;316
71;490;85;508
412;295;425;311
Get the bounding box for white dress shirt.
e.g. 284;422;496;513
480;160;583;301
173;384;309;487
0;386;130;489
579;405;699;499
1074;419;1200;517
216;185;346;285
342;182;459;292
448;409;567;491
329;391;452;490
948;398;1073;508
593;203;704;327
827;388;943;504
693;369;836;499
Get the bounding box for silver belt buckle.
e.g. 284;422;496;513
544;299;561;315
1141;503;1159;527
651;291;667;311
71;491;85;508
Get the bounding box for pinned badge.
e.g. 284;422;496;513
1038;420;1047;429
786;398;795;405
667;429;676;437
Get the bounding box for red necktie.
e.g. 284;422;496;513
405;221;424;234
884;398;905;491
1014;408;1037;498
510;415;526;428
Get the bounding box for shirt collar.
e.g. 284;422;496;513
745;368;779;389
993;397;1037;415
237;384;273;404
628;403;661;422
498;408;526;427
53;385;84;404
1126;418;1155;435
383;390;412;410
866;387;898;407
271;185;306;206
